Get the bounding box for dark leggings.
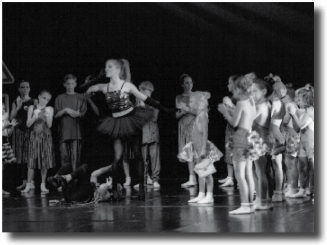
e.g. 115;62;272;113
111;134;144;198
58;163;93;202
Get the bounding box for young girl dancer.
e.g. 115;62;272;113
10;81;37;190
178;91;223;204
176;74;197;188
219;75;238;187
21;90;55;193
2;103;18;194
86;59;173;200
251;78;274;210
288;85;314;199
281;85;301;198
218;74;257;214
265;74;287;202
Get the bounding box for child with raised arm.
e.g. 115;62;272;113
54;74;87;172
218;75;239;187
265;74;287;202
288;85;314;200
178;91;223;204
251;78;274;210
2;102;18;194
21;90;55;193
218;74;257;214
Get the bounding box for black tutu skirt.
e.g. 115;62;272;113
97;107;154;139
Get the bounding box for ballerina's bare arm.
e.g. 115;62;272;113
125;83;148;101
26;105;37;128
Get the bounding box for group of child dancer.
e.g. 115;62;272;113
2;59;314;214
176;72;314;214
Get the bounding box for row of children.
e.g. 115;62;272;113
2;73;161;197
175;73;314;214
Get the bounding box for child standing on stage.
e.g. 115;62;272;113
218;74;257;214
54;74;87;172
178;91;223;204
265;74;287;202
288;85;314;200
281;85;301;198
2;103;18;194
219;75;239;187
21;90;55;193
136;81;161;188
251;78;274;210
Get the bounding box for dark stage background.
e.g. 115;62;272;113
2;3;314;181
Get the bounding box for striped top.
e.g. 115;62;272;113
105;82;133;113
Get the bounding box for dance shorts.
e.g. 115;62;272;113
298;128;314;160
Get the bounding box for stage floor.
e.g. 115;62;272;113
2;179;314;233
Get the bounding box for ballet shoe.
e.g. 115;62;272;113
289;188;306;198
181;181;196;188
21;183;32;193
272;191;285;202
147;177;153;185
134;184;139;188
40;183;49;193
188;193;205;203
123;177;131;186
305;188;312;196
229;203;253;215
197;195;214;204
285;188;298;198
153;182;160;188
16;181;27;190
3;190;10;195
218;177;228;183
220;177;234;187
30;182;36;189
254;200;270;211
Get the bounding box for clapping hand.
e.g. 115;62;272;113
223;96;234;108
287;104;297;116
217;103;227;115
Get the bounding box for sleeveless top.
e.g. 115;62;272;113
105;82;133;113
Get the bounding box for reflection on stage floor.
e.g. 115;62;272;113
2;179;314;232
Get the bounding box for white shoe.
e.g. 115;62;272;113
181;180;196;188
147;177;153;185
153;182;160;188
272;191;285;202
229;203;253;215
220;177;234;187
197;196;214;204
123;177;131;186
3;190;10;195
218;177;228;183
134;184;139;188
57;186;62;192
40;183;49;193
289;188;306;198
188;194;205;203
21;183;32;193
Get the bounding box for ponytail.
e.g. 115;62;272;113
119;59;131;82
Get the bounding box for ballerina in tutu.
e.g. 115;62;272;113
85;59;174;201
178;91;223;204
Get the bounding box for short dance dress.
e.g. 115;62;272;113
97;82;154;139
